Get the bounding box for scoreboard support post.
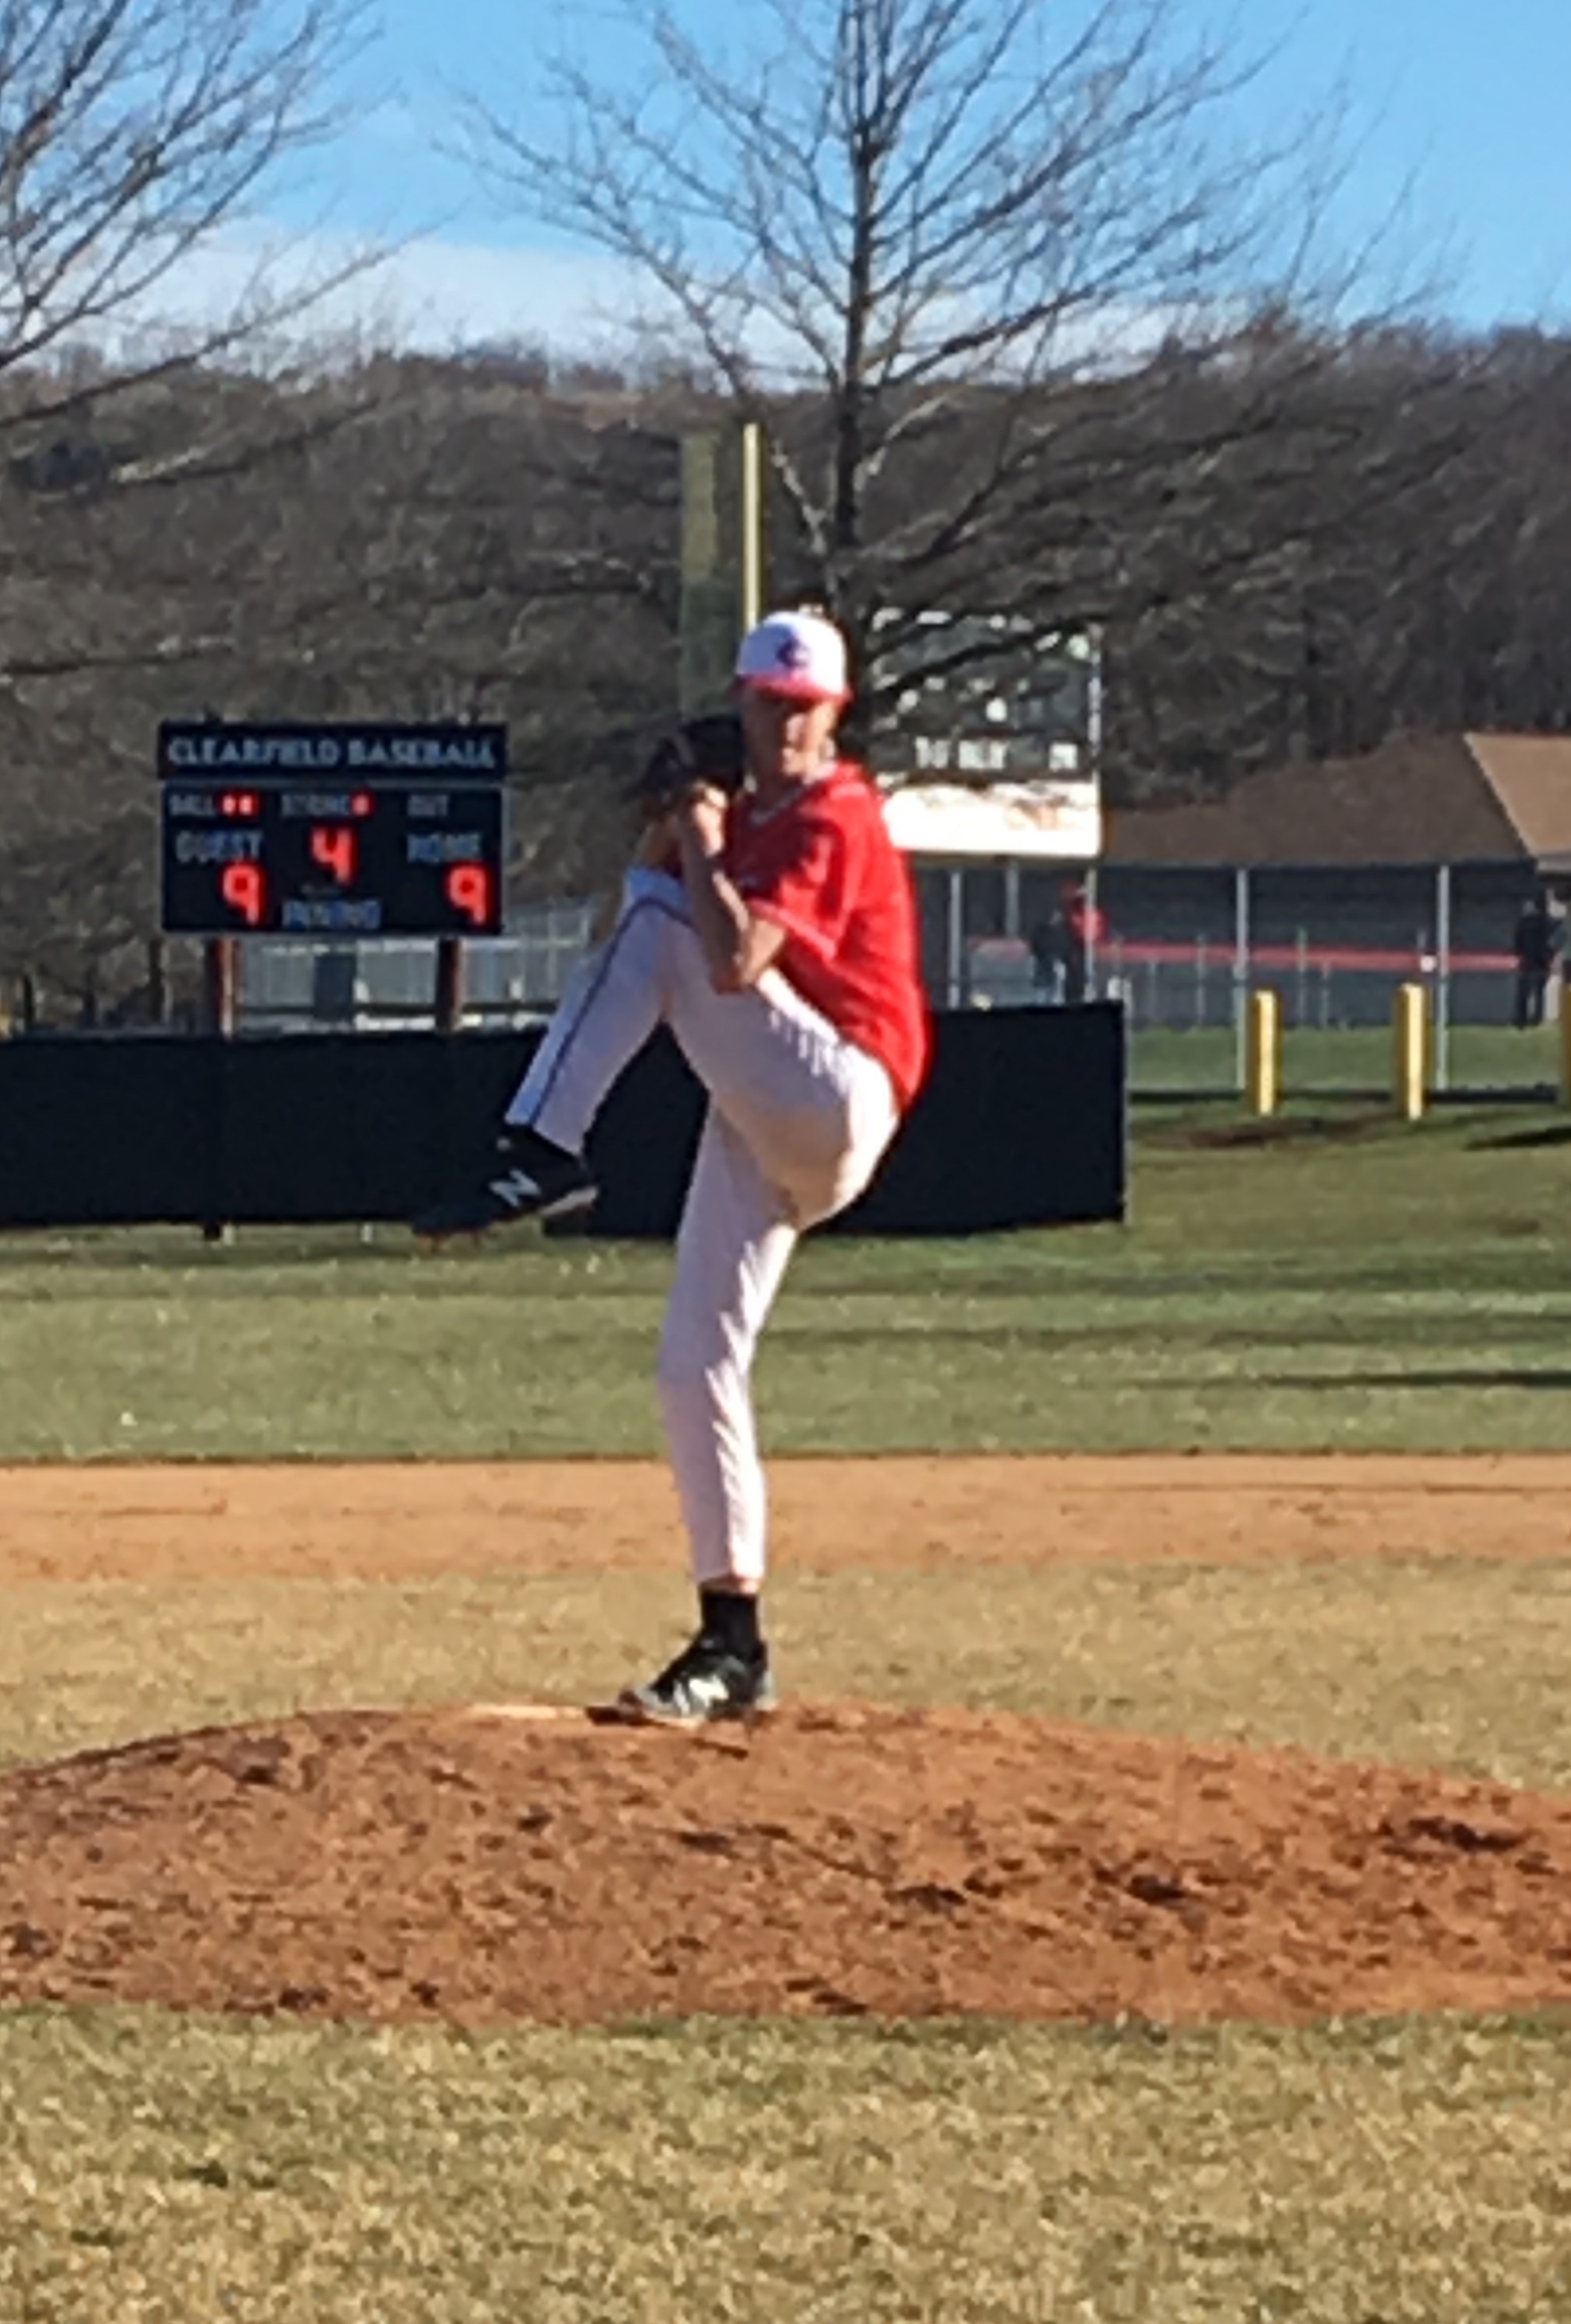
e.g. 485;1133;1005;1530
201;937;238;1245
147;938;170;1028
434;936;463;1034
202;937;238;1038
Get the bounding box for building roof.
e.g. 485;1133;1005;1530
1106;732;1571;868
1464;734;1571;869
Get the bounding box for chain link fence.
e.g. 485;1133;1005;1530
233;861;1563;1099
925;859;1563;1098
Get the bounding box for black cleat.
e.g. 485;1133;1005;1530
612;1631;777;1726
414;1125;596;1244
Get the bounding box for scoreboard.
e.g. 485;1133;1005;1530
158;720;508;938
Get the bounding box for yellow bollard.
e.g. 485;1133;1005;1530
1392;982;1428;1120
1246;988;1281;1116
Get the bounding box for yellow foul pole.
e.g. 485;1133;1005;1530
739;421;765;636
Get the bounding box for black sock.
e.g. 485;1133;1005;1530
700;1588;762;1656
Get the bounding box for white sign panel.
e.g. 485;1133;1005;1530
879;777;1102;861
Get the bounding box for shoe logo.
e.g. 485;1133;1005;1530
488;1167;542;1210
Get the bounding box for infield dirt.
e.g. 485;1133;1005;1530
3;1454;1569;2029
4;1451;1571;1583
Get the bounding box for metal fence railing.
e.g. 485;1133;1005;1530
238;901;598;1033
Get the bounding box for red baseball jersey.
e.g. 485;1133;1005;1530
724;761;931;1108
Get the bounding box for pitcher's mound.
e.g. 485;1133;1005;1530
2;1705;1569;2027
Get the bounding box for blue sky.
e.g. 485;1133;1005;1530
199;0;1571;351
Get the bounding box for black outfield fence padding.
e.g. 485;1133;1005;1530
0;1004;1125;1237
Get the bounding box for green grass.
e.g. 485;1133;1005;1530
1449;1022;1562;1092
2;2009;1569;2323
1131;1019;1562;1094
3;1104;1571;1455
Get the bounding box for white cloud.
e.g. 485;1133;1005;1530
327;235;655;354
95;217;1213;381
100;222;666;363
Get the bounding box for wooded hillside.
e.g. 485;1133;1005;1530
3;324;1569;1011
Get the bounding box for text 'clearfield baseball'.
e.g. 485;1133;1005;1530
157;721;508;937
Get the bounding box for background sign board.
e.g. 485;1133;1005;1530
158;722;508;937
869;612;1102;859
879;776;1102;861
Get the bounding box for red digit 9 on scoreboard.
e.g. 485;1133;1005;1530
444;864;493;929
220;861;267;927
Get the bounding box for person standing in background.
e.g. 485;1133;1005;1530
1060;877;1105;1003
1512;888;1561;1029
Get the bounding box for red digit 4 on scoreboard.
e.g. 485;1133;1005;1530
220;861;267;927
444;864;493;929
309;825;357;885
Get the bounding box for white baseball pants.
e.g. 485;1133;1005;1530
505;868;898;1588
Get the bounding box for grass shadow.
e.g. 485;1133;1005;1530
1140;1110;1395;1152
1469;1122;1571;1152
1256;1369;1571;1392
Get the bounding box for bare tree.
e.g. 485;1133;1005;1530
465;0;1365;695
10;326;1571;1008
0;354;688;1008
0;0;371;380
0;0;383;718
0;0;381;1012
0;0;382;743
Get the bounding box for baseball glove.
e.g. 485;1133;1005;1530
627;711;746;819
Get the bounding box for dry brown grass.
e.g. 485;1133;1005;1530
4;1557;1571;2318
5;1556;1570;1791
2;2007;1569;2322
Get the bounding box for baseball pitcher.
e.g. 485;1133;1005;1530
417;610;930;1722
